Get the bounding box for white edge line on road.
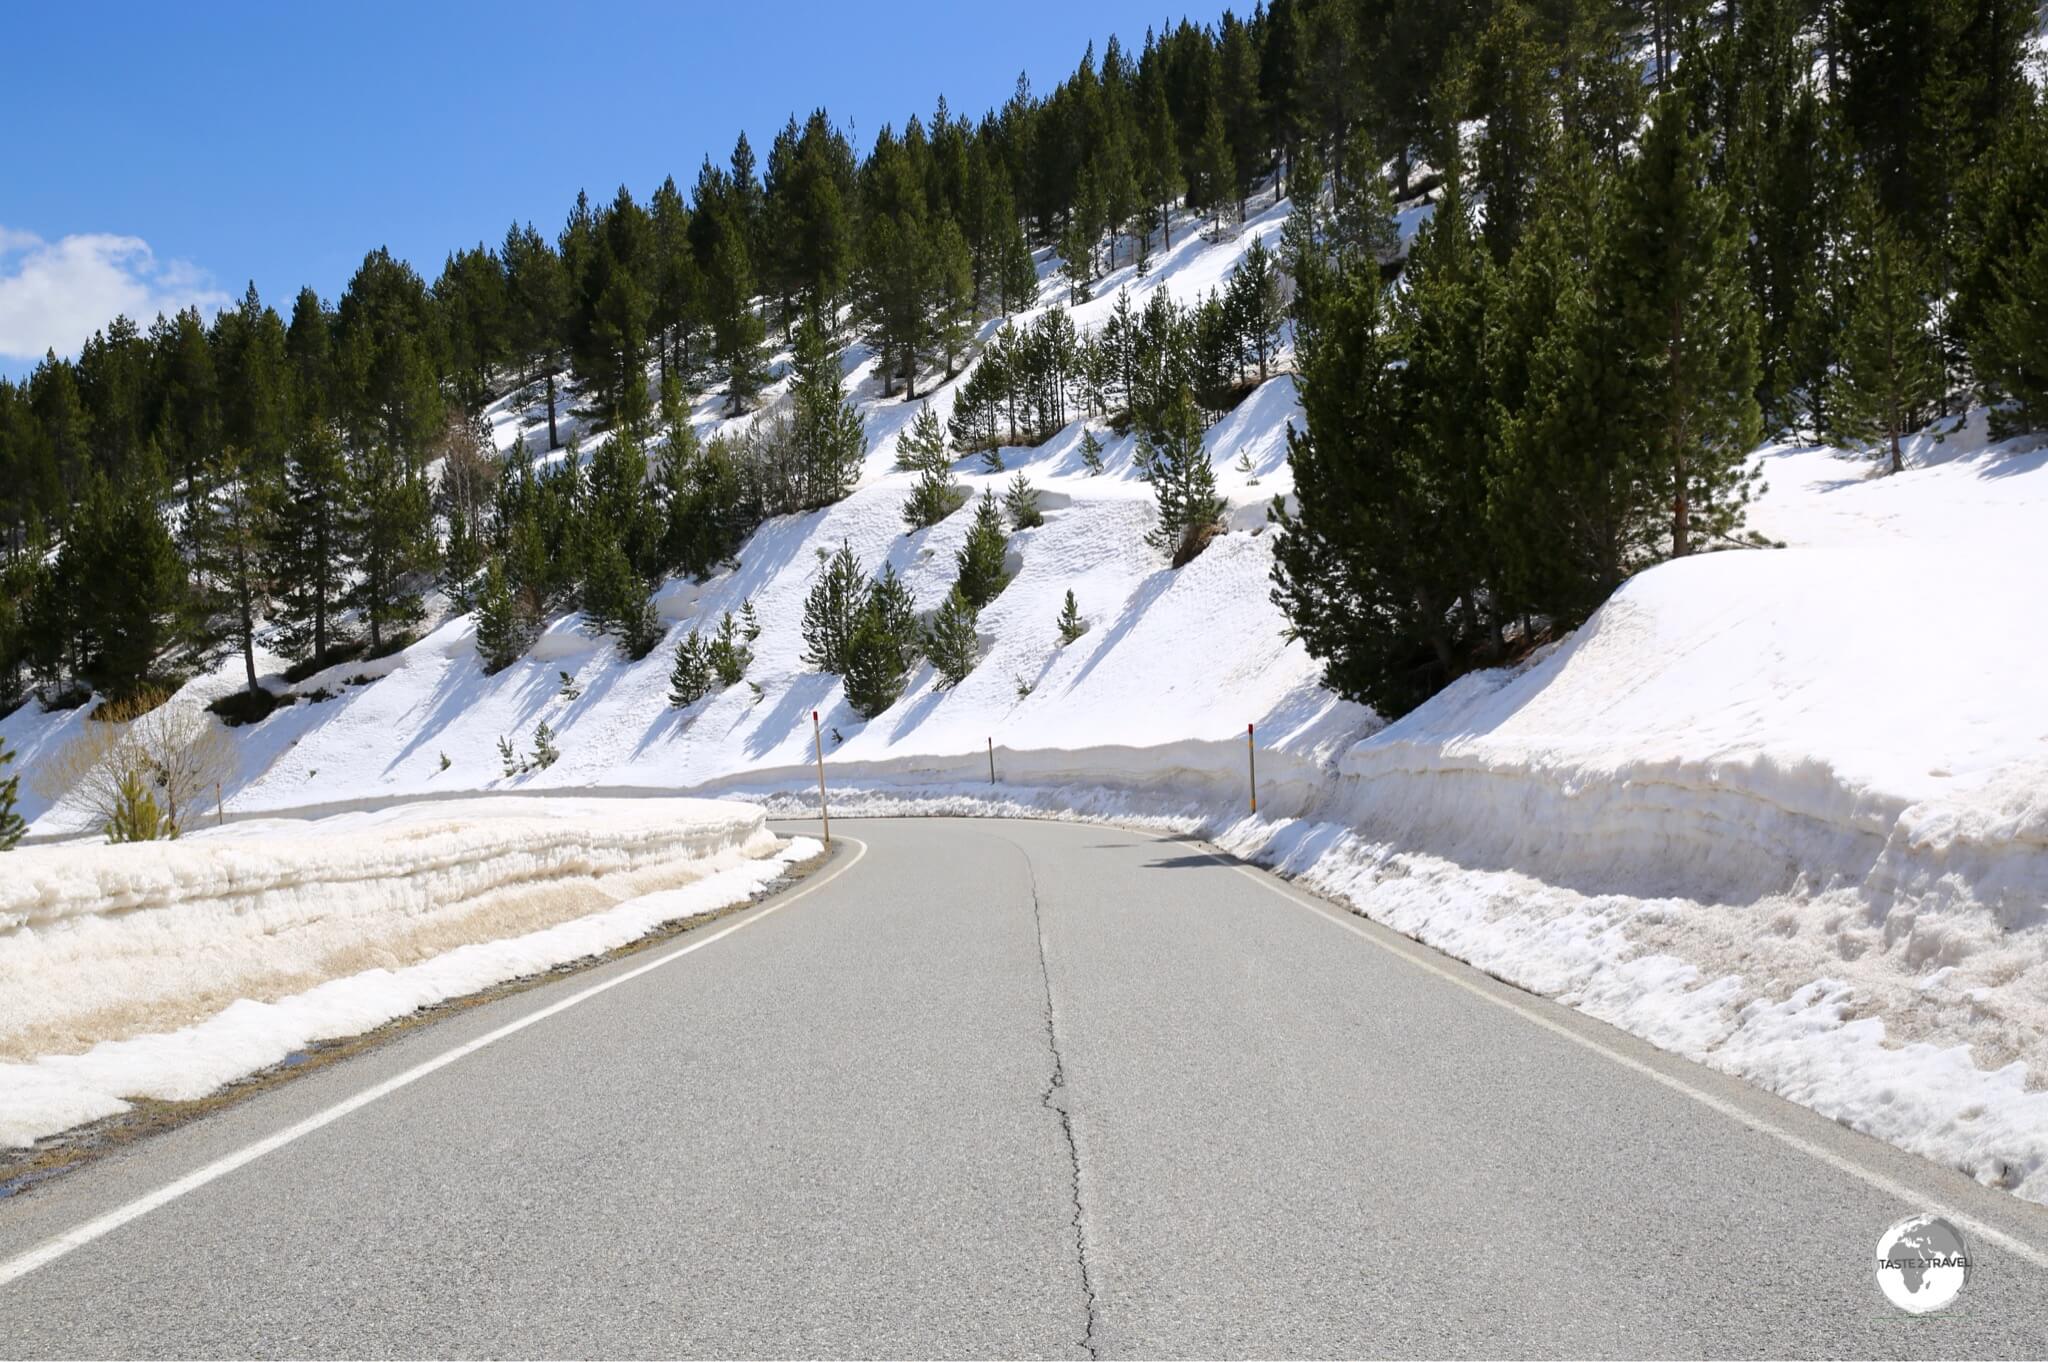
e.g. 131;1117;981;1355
0;836;869;1290
1198;844;2048;1273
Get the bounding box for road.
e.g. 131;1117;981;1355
2;817;2045;1358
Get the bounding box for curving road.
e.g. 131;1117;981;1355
2;817;2045;1358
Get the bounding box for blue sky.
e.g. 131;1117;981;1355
1;1;1214;376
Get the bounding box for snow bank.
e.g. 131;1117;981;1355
0;797;774;1067
0;830;814;1148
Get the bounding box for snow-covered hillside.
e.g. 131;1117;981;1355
5;196;2047;1204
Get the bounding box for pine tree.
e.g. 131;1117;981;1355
854;127;935;399
841;604;910;719
1141;388;1226;564
1826;186;1942;473
1489;140;1650;631
954;489;1010;608
1003;472;1044;529
0;737;24;850
801;542;867;674
706;214;769;413
1977;215;2048;435
474;557;532;674
587;423;663;577
69;462;185;699
1270;238;1440;713
349;437;433;654
869;563;919;655
1079;427;1105;474
896;403;950;473
903;462;965;532
1391;170;1503;653
1194;98;1237;237
668;630;713;706
927;215;978;375
787;311;866;508
1226;237;1285;382
504;222;570;449
925;587;981;688
1611;91;1762;557
1056;589;1087;644
190;444;279;696
581;531;661;659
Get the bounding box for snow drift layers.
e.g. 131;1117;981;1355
0;797;777;1063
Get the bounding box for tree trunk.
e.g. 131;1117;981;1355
241;610;258;694
546;370;560;450
1669;297;1690;557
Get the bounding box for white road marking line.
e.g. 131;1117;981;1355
1194;843;2048;1273
0;838;868;1289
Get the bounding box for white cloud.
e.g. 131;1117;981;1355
0;228;232;362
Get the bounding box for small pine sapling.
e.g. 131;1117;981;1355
903;462;965;532
894;403;951;474
0;738;25;850
531;722;560;770
709;611;752;686
498;735;526;778
1056;590;1088;645
669;631;713;706
954;490;1011;608
1079;427;1105;475
925;587;981;689
558;670;582;701
106;768;168;843
1003;473;1044;529
740;598;762;643
980;446;1006;474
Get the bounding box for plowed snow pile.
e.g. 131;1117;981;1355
0;797;794;1146
1216;419;2048;1204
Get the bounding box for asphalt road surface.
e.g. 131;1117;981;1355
3;817;2046;1358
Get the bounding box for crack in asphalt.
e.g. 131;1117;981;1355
1020;847;1100;1360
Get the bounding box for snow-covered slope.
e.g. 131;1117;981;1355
5;195;2046;1204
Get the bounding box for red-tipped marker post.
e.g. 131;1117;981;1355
1248;721;1257;815
812;710;830;847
